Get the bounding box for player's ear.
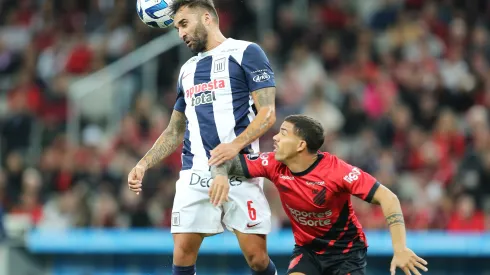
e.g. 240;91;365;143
202;11;211;26
297;140;307;153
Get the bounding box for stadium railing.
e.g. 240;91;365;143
19;229;490;274
26;229;490;256
67;31;185;145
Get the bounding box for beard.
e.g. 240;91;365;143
188;22;208;53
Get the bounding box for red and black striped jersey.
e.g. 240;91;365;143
239;152;380;255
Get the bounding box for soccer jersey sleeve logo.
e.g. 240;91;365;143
247;153;260;160
259;153;269;166
251;69;271;83
343;167;361;184
247;152;269;166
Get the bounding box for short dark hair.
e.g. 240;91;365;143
169;0;219;20
284;115;325;154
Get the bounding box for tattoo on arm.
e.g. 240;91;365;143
233;87;276;148
211;156;245;178
386;213;405;227
253;87;276;110
139;110;186;169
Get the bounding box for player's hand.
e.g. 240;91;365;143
390;247;428;275
209;143;240;166
209;175;230;207
128;164;146;195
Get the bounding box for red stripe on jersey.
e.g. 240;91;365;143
342;240;355;254
331;219;350;247
288;254;303;270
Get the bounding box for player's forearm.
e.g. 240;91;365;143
233;87;276;149
211;155;245;178
232;107;276;149
371;186;407;251
138;130;184;170
380;195;407;252
137;110;186;170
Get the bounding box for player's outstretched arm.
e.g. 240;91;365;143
128;110;186;194
138;110;186;169
208;87;276;166
208;155;245;206
370;185;428;275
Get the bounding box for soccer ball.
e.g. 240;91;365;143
136;0;175;28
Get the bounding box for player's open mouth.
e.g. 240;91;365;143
273;144;278;152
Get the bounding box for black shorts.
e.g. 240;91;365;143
286;246;367;275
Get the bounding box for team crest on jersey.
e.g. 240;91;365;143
213;57;227;73
312;186;327;206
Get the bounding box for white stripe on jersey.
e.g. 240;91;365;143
211;55;237;143
182;61;209;170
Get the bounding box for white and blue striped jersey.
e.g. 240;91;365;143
173;38;275;171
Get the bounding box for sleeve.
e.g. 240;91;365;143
241;43;275;93
173;76;186;113
238;152;277;180
335;158;380;202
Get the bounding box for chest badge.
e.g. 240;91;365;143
312;186;327;206
213;57;226;73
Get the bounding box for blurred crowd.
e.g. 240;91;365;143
0;0;490;237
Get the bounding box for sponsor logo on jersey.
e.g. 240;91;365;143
280;175;295;180
191;91;216;107
247;153;260;160
285;204;332;227
306;181;325;186
253;72;270;83
259;153;269;166
189;172;243;187
250;69;271;83
185;79;226;97
220;48;238;53
343;167;361;184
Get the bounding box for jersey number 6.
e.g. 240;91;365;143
247;200;257;221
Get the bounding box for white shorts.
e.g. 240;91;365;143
170;169;272;235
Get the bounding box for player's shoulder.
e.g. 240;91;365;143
318;152;353;174
181;55;200;68
226;39;264;54
320;152;366;183
177;55;201;81
227;38;253;48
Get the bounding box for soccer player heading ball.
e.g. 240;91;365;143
210;115;429;275
128;0;279;275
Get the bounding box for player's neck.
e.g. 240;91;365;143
204;29;227;52
286;153;319;174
